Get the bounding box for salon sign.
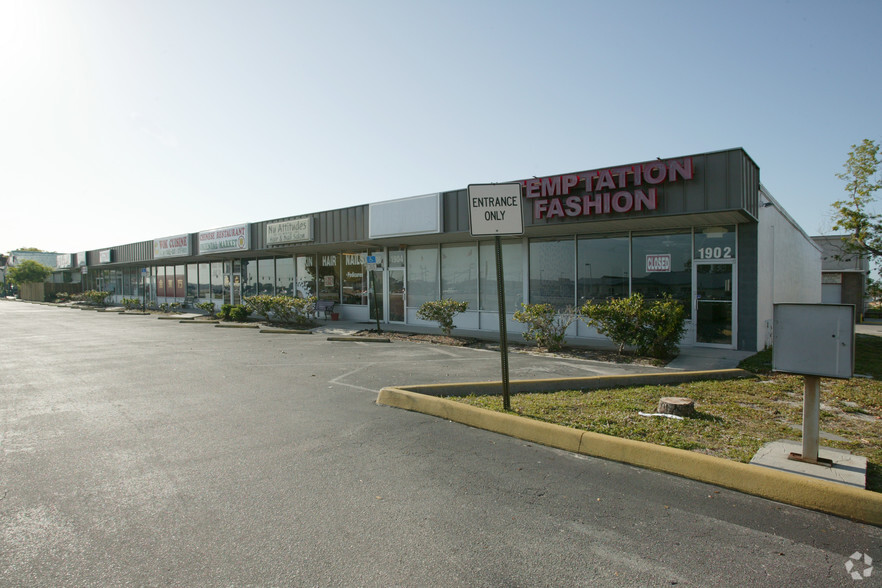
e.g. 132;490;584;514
266;217;313;245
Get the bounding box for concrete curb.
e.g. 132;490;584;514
327;336;391;343
259;328;312;334
395;369;754;397
376;372;882;527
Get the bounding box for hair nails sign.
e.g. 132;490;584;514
523;157;694;220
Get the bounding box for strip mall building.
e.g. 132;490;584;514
55;148;822;351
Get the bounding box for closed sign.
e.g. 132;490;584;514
646;254;671;273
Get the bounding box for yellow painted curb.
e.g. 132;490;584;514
397;369;753;397
377;376;882;527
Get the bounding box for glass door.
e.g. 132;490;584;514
388;268;405;322
694;262;735;347
223;260;242;306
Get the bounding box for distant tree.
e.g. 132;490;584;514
831;139;882;271
16;247;44;252
7;260;53;284
868;276;881;303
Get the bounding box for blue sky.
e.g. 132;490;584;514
1;0;880;259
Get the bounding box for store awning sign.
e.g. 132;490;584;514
154;234;191;259
198;224;250;254
267;217;313;245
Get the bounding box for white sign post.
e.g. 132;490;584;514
468;183;524;410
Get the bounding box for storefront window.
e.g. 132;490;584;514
210;262;224;300
577;236;629;303
341;252;366;305
123;268;139;297
529;238;575;309
317;254;340;302
441;243;477;309
631;231;692;317
198;263;210;298
406;246;439;308
276;257;294;297
175;265;186;298
296;255;315;298
479;240;524;311
258;258;275;295
694;226;736;261
242;259;258;297
187;264;198;297
156;266;166;297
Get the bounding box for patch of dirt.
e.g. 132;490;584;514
353;330;666;367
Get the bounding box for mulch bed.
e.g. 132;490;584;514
353;330;666;367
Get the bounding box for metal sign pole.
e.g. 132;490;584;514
370;269;382;334
495;236;511;410
467;182;523;412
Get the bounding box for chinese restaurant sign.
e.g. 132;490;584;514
198;224;250;254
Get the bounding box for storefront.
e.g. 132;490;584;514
74;148;822;351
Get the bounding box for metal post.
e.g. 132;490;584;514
495;236;511;410
370;270;382;334
787;374;832;466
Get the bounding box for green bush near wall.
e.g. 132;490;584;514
243;295;316;326
416;299;469;336
512;303;576;352
580;293;686;359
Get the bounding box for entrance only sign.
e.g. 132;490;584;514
467;183;524;237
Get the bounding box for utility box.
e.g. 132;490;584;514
772;303;854;379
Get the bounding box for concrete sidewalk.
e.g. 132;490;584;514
312;319;755;372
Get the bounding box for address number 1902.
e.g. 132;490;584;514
696;246;733;260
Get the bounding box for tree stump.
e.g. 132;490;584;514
657;397;695;417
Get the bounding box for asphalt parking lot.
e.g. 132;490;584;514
1;302;880;587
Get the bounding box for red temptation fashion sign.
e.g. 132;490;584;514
523;157;694;220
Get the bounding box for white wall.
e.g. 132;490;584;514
755;185;822;349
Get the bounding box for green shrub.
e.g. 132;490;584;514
512;303;576;351
229;304;251;322
580;294;686;359
579;295;645;355
244;295;276;321
416;299;469;336
218;304;233;320
55;292;70;302
635;296;687;359
83;290;110;306
278;296;316;326
242;295;315;325
195;301;216;316
121;297;142;310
